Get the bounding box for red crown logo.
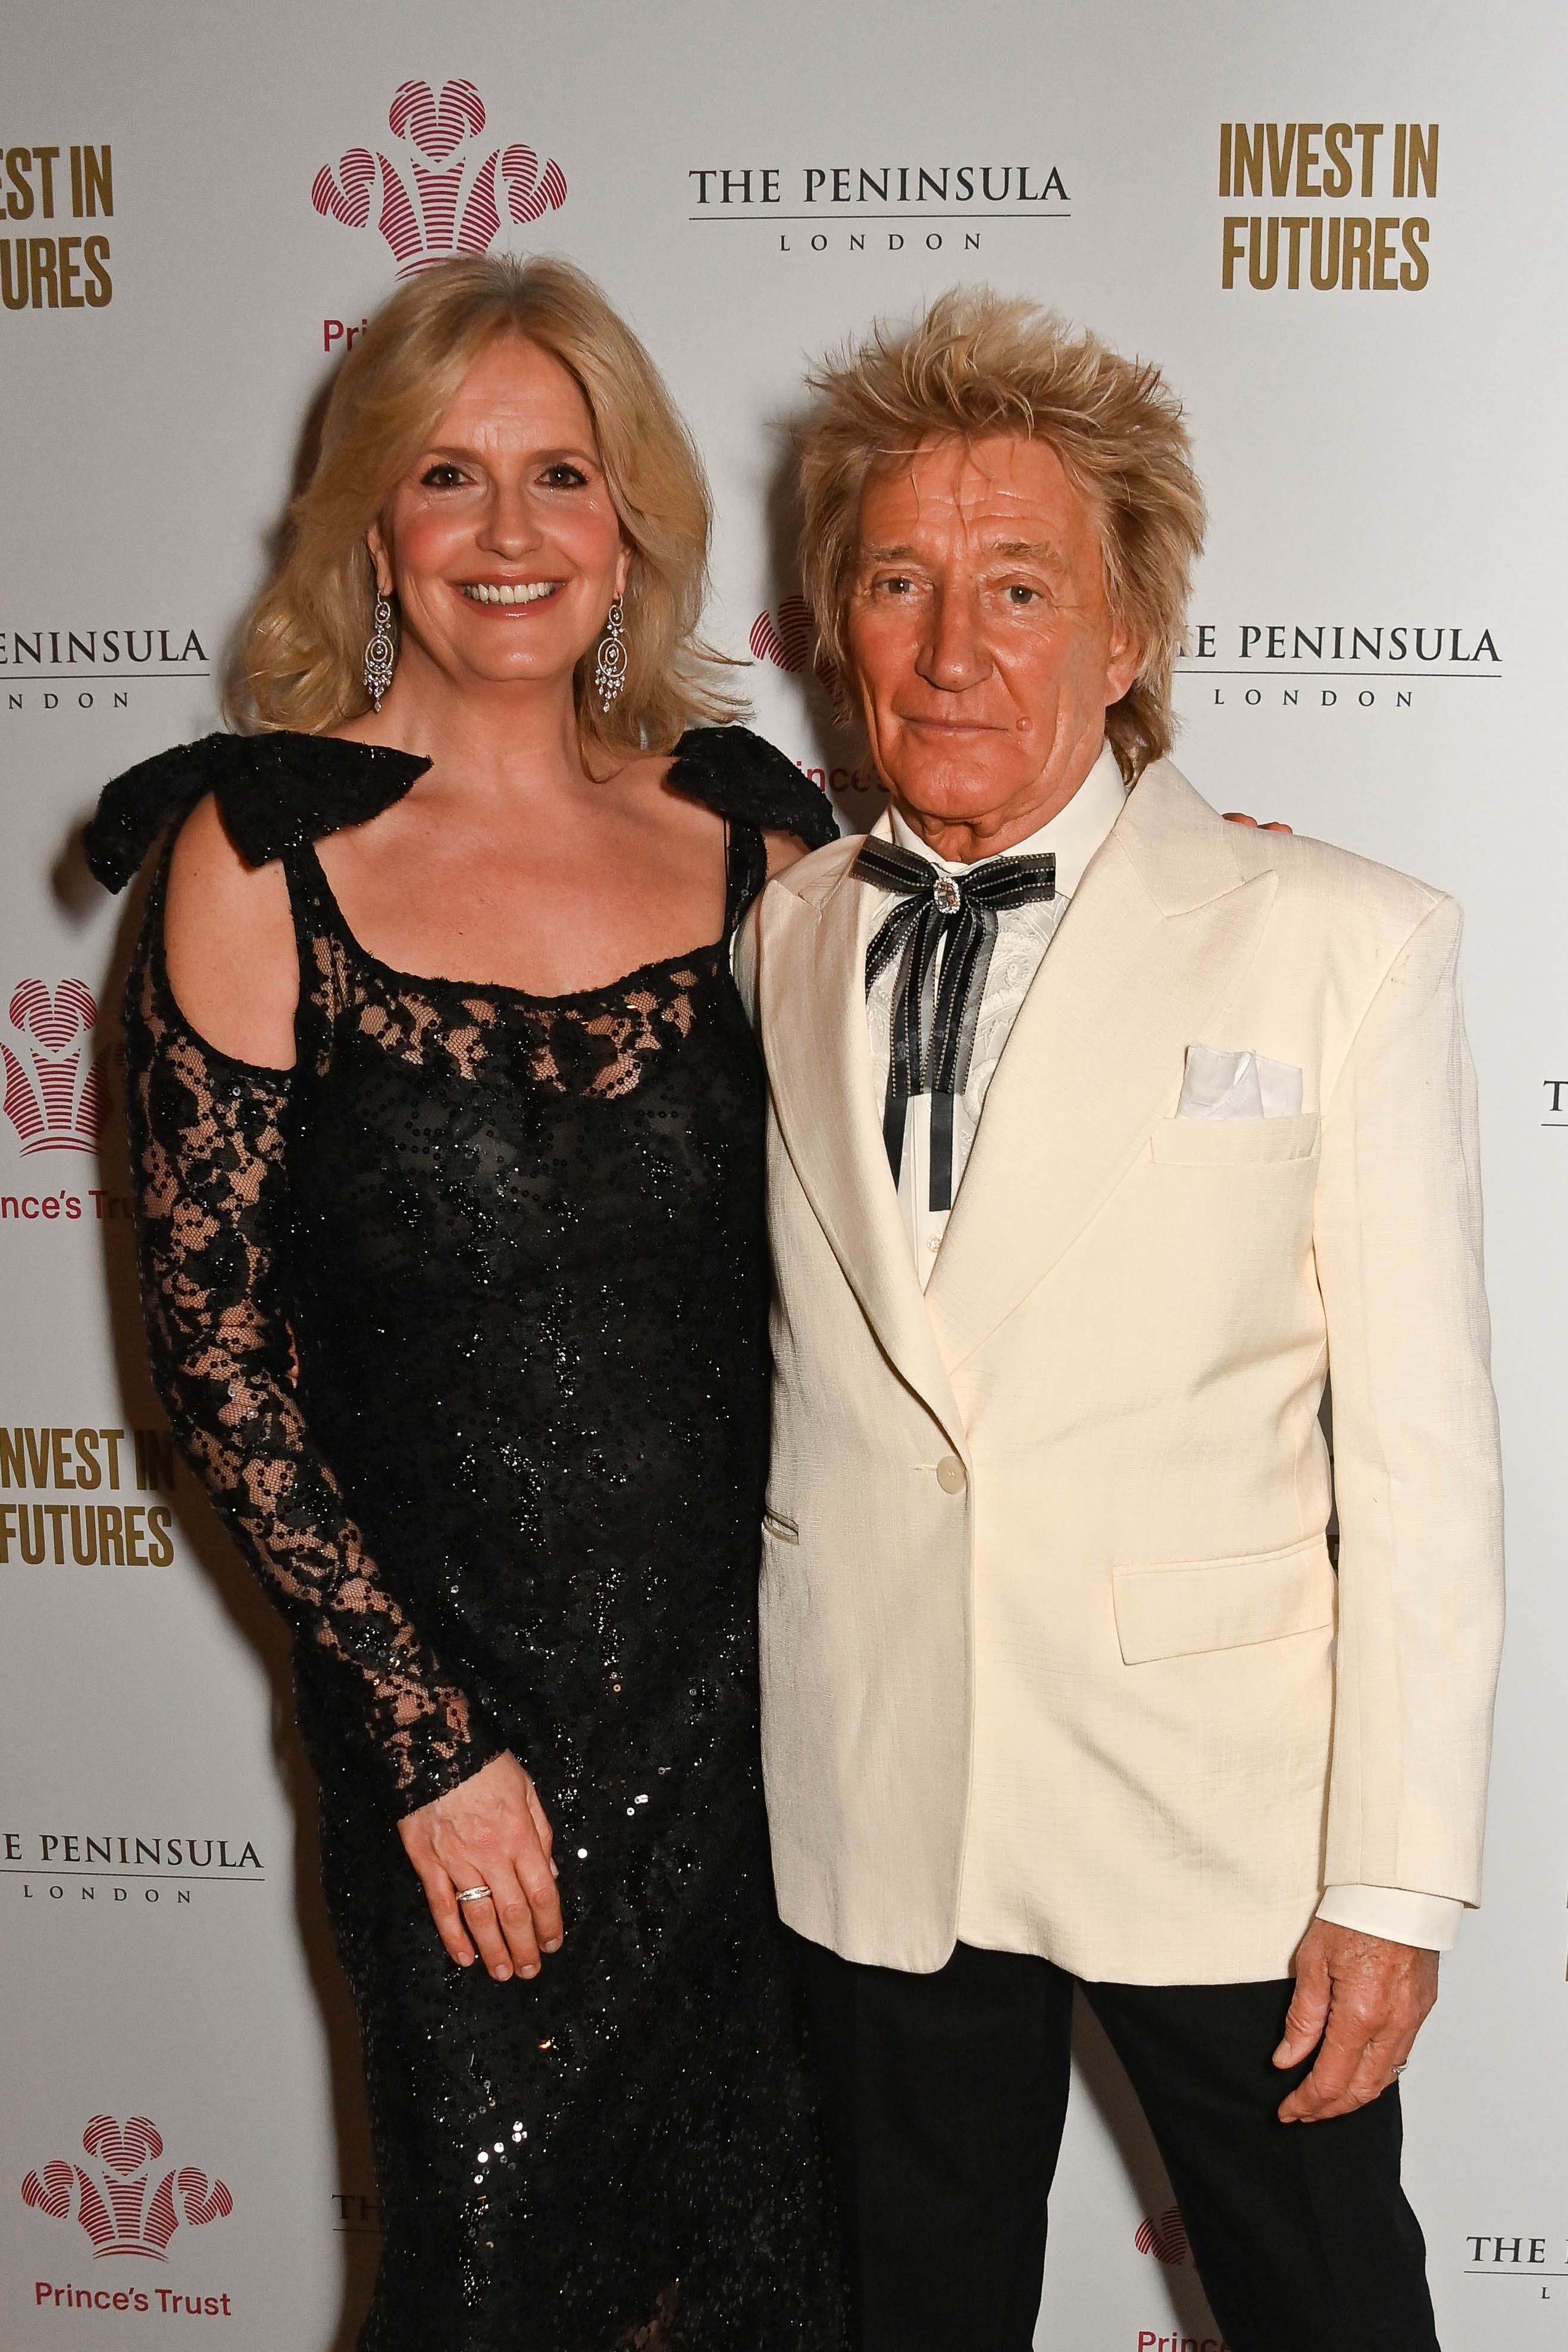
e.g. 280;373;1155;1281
1135;2204;1190;2266
750;598;845;701
312;78;567;279
23;2115;233;2261
2;980;111;1155
750;596;814;674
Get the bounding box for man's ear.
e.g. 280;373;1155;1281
1104;618;1141;709
366;523;395;600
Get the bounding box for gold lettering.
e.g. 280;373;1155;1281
5;146;35;220
57;234;84;307
83;145;112;218
28;236;58;308
1248;215;1279;290
1310;215;1341;290
1400;217;1430;292
1281;217;1309;289
1353;123;1384;198
84;234;111;306
1407;124;1438;199
1266;123;1297;196
30;146;60;219
1372;217;1400;290
1233;123;1264;198
1322;124;1354;199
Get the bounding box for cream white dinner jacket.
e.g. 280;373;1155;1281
743;759;1505;1985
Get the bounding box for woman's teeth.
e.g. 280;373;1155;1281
462;581;558;606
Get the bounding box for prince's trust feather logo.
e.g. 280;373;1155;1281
749;598;813;674
2;981;109;1155
312;77;567;279
1136;2203;1190;2265
23;2113;232;2260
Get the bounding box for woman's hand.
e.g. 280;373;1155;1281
397;1751;564;1981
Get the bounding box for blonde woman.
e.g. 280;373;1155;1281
85;258;845;2352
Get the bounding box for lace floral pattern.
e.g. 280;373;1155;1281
126;915;495;1806
303;915;709;1101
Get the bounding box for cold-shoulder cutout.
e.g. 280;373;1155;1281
667;725;840;853
84;730;430;892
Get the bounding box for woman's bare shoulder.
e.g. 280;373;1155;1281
163;794;299;1070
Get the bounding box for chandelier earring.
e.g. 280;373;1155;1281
364;593;397;712
594;598;628;714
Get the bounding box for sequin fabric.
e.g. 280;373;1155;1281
101;728;848;2352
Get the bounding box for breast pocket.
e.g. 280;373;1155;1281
1150;1112;1320;1168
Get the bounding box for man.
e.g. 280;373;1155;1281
741;291;1504;2351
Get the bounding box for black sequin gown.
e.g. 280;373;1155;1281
85;727;847;2352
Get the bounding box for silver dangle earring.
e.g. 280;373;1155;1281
364;593;396;712
594;598;628;713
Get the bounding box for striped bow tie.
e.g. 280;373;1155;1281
855;837;1056;1210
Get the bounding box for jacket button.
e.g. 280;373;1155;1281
935;1456;967;1494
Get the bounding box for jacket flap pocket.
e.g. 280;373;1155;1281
1150;1112;1320;1167
1113;1534;1335;1664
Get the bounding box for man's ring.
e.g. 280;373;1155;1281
455;1885;493;1905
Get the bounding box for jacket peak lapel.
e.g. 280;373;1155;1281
757;826;968;1451
925;763;1277;1371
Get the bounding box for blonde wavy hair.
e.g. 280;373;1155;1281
227;255;743;751
799;288;1206;780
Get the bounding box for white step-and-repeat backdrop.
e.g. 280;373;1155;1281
3;4;1563;2346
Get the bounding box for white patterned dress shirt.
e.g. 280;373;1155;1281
865;740;1126;1288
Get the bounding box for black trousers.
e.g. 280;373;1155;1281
800;1939;1438;2352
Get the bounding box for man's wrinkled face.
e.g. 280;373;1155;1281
844;434;1140;855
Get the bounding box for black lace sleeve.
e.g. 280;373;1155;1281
122;869;505;1811
668;725;841;852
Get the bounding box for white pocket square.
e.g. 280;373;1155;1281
1178;1044;1303;1120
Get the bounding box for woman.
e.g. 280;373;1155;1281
84;256;846;2352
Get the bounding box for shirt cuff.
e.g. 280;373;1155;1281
1316;1884;1463;1951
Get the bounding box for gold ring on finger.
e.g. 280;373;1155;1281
454;1885;493;1904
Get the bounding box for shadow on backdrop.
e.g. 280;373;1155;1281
49;352;381;2352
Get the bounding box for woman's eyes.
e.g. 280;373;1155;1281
415;462;590;492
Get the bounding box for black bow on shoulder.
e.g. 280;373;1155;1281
82;732;430;892
855;836;1056;1210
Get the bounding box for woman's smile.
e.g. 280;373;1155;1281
458;579;564;608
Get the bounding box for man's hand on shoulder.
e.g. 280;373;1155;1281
1273;1919;1438;2123
1222;812;1293;833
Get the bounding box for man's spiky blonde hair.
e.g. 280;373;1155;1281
799;288;1206;779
